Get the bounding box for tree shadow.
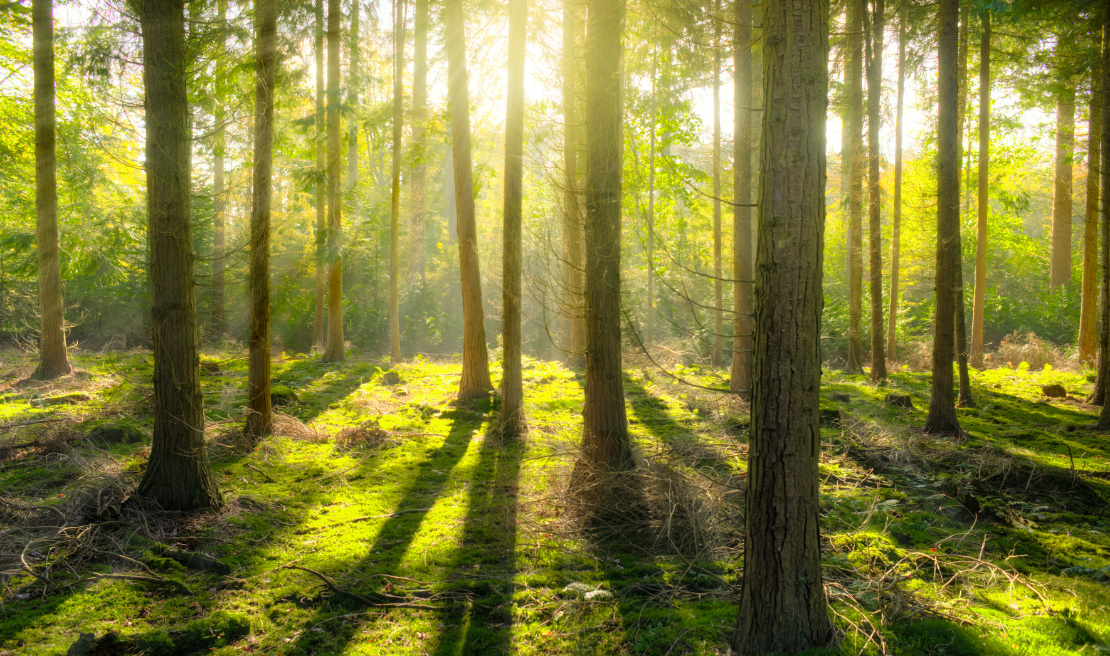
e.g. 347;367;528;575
267;358;383;423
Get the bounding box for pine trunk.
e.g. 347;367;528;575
1097;13;1110;417
389;0;404;363
211;0;227;341
865;0;885;380
1081;35;1101;368
322;0;345;362
887;16;904;359
135;0;221;511
729;0;752;396
445;0;493;397
711;0;723;367
646;54;656;348
732;0;831;649
348;3;359;195
953;0;972;406
562;0;586;366
1051;84;1076;288
313;0;325;348
971;12;991;369
409;0;428;286
846;0;864;373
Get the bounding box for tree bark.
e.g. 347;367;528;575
579;0;632;471
645;52;657;348
32;0;71;380
322;0;345;362
846;0;864;373
732;0;831;650
952;0;972;407
135;0;221;511
887;15;904;360
924;0;961;435
711;0;723;367
313;0;325;348
1097;14;1110;414
348;1;359;195
729;0;752;396
389;0;404;364
562;0;586;367
865;0;885;381
245;0;276;441
445;0;493;397
211;0;227;342
500;0;527;437
1081;37;1101;368
1051;82;1076;288
409;0;428;286
971;10;990;369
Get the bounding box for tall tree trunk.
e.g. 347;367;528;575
924;0;961;435
211;0;227;341
313;0;325;348
729;0;752;396
500;0;527;437
445;0;493;397
135;0;221;511
348;1;359;194
31;0;71;380
865;0;885;380
952;0;972;407
971;11;991;369
322;0;345;362
846;0;864;373
887;15;904;360
409;0;428;286
389;0;404;363
1051;83;1076;288
1084;46;1103;368
711;0;723;367
246;0;276;441
562;0;585;366
732;0;831;650
1096;7;1110;427
579;0;632;471
646;52;656;347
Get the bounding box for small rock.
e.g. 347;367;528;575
830;392;851;403
42;392;91;405
1042;384;1067;398
584;589;612;601
382;371;404;386
270;385;299;406
885;393;914;409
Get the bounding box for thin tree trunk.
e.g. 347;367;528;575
409;0;428;286
887;16;904;360
1051;83;1076;288
445;0;493;397
211;0;227;341
562;0;585;367
313;0;325;348
732;0;831;649
729;0;752;396
348;1;359;194
865;0;885;380
500;0;527;437
971;11;991;368
135;0;221;511
322;0;345;362
846;0;864;373
246;0;276;441
646;52;656;347
579;0;632;471
711;0;723;367
389;0;404;363
31;0;71;380
1097;7;1110;426
952;0;972;406
924;0;961;435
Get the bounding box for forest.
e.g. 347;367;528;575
2;0;1110;653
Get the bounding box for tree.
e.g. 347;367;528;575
313;0;325;348
31;0;71;380
953;0;972;407
1050;49;1076;289
245;0;277;441
645;49;657;348
711;0;724;367
579;0;632;471
1080;30;1101;367
846;0;864;373
389;0;404;364
1097;9;1110;429
322;0;344;363
729;0;752;396
887;15;905;359
445;0;493;397
409;0;429;286
348;0;359;196
211;0;227;342
134;0;222;511
732;0;831;650
562;0;586;367
971;10;991;369
924;0;961;436
499;0;527;437
864;0;886;380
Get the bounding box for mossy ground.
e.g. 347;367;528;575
2;349;1110;654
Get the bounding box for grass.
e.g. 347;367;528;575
2;348;1110;654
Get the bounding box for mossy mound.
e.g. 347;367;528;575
270;384;299;406
87;423;145;446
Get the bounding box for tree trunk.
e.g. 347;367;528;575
729;0;752;396
711;0;723;367
409;0;428;287
887;16;904;360
1097;14;1110;414
865;0;885;381
389;0;404;363
32;0;71;380
646;52;657;348
135;0;221;511
500;0;527;437
1081;38;1101;367
924;0;961;436
732;0;831;650
952;0;972;407
579;0;632;471
562;0;586;367
971;11;990;369
1051;83;1076;288
322;0;345;362
846;0;864;373
313;0;325;348
245;0;276;441
445;0;493;397
211;0;227;342
348;1;359;195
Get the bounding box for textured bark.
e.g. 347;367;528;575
1097;15;1110;413
499;0;527;438
31;0;71;380
313;0;325;348
1051;83;1076;288
211;0;227;341
389;0;404;364
348;1;359;195
135;0;221;511
408;0;428;286
322;0;345;362
245;0;276;441
580;0;632;471
562;0;586;367
971;11;991;369
646;54;657;348
846;0;864;373
1081;39;1101;368
729;0;752;396
887;16;904;360
924;0;961;435
952;0;971;407
732;0;831;650
865;0;885;380
711;0;723;367
445;0;493;397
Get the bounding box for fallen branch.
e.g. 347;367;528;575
284;565;433;609
89;572;192;595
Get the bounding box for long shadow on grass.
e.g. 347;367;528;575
267;358;383;423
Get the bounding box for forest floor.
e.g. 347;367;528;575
2;348;1110;655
